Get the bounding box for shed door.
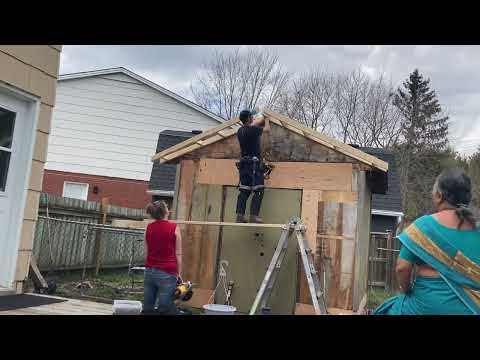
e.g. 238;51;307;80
216;187;301;314
0;88;36;288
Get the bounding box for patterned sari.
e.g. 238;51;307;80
374;215;480;315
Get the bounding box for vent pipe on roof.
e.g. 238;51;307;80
191;130;202;135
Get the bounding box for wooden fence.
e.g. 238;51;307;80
368;231;401;292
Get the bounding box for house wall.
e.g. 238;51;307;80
45;73;221;181
43;169;150;209
0;45;62;293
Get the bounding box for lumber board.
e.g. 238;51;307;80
298;190;319;304
197;159;353;191
152;118;240;161
318;190;358;203
198;186;223;289
111;219;286;230
294;303;355;315
29;255;47;289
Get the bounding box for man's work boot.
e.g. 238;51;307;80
249;215;264;224
236;214;248;223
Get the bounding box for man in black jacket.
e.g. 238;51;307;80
235;110;270;223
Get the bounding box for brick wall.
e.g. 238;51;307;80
43;170;151;209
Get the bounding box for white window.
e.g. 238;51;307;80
62;182;89;201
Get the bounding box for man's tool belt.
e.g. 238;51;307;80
235;156;273;176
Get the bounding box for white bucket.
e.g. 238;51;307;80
113;300;143;315
202;304;237;315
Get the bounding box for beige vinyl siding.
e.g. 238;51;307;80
0;46;61;293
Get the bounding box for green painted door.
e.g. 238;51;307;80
216;186;302;314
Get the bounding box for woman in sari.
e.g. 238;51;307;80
374;168;480;315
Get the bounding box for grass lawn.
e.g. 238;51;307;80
33;268;204;314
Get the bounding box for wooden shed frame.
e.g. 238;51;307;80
151;110;388;314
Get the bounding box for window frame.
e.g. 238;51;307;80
0;104;17;195
62;181;89;201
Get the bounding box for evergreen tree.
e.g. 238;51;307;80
393;69;450;220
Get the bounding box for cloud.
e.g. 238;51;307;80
60;45;480;155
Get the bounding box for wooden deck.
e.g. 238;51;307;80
0;294;113;315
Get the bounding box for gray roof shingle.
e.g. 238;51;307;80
149;130;197;191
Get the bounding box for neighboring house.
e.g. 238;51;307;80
42;67;223;209
149;129;198;205
360;147;403;233
0;45;62;294
150;136;403;234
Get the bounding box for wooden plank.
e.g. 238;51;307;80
198;185;223;289
294;303;356;315
342;202;357;310
318;191;357;203
182;161;200;283
298;190;319;304
171;164;181;220
29;255;47;289
353;170;371;311
111;219;286;229
152;118;240;161
295;303;315;315
197;159;353;191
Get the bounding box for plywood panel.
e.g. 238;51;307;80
197;159;353;191
217;187;301;314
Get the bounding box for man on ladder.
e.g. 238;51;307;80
235;109;271;224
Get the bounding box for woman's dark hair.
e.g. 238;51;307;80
145;200;168;220
435;168;477;229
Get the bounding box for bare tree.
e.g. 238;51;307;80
348;74;403;148
332;70;367;143
275;69;335;133
191;48;289;120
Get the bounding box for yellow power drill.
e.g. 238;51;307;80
174;280;193;302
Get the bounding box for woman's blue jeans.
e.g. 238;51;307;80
143;268;177;315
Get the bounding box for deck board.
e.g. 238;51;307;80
0;293;112;315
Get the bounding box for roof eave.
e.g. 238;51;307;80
58;67;225;124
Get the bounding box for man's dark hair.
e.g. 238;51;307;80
239;110;253;124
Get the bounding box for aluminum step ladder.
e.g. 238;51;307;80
249;216;328;315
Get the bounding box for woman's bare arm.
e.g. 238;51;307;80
396;258;414;293
175;226;182;278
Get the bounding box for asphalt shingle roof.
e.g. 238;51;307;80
149;130;197;191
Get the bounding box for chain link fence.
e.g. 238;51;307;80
32;216;146;302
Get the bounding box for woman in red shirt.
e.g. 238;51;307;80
143;201;182;315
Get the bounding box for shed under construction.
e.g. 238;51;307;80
145;110;388;314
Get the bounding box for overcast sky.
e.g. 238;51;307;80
60;45;480;155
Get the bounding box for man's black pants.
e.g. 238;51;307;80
235;158;265;217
